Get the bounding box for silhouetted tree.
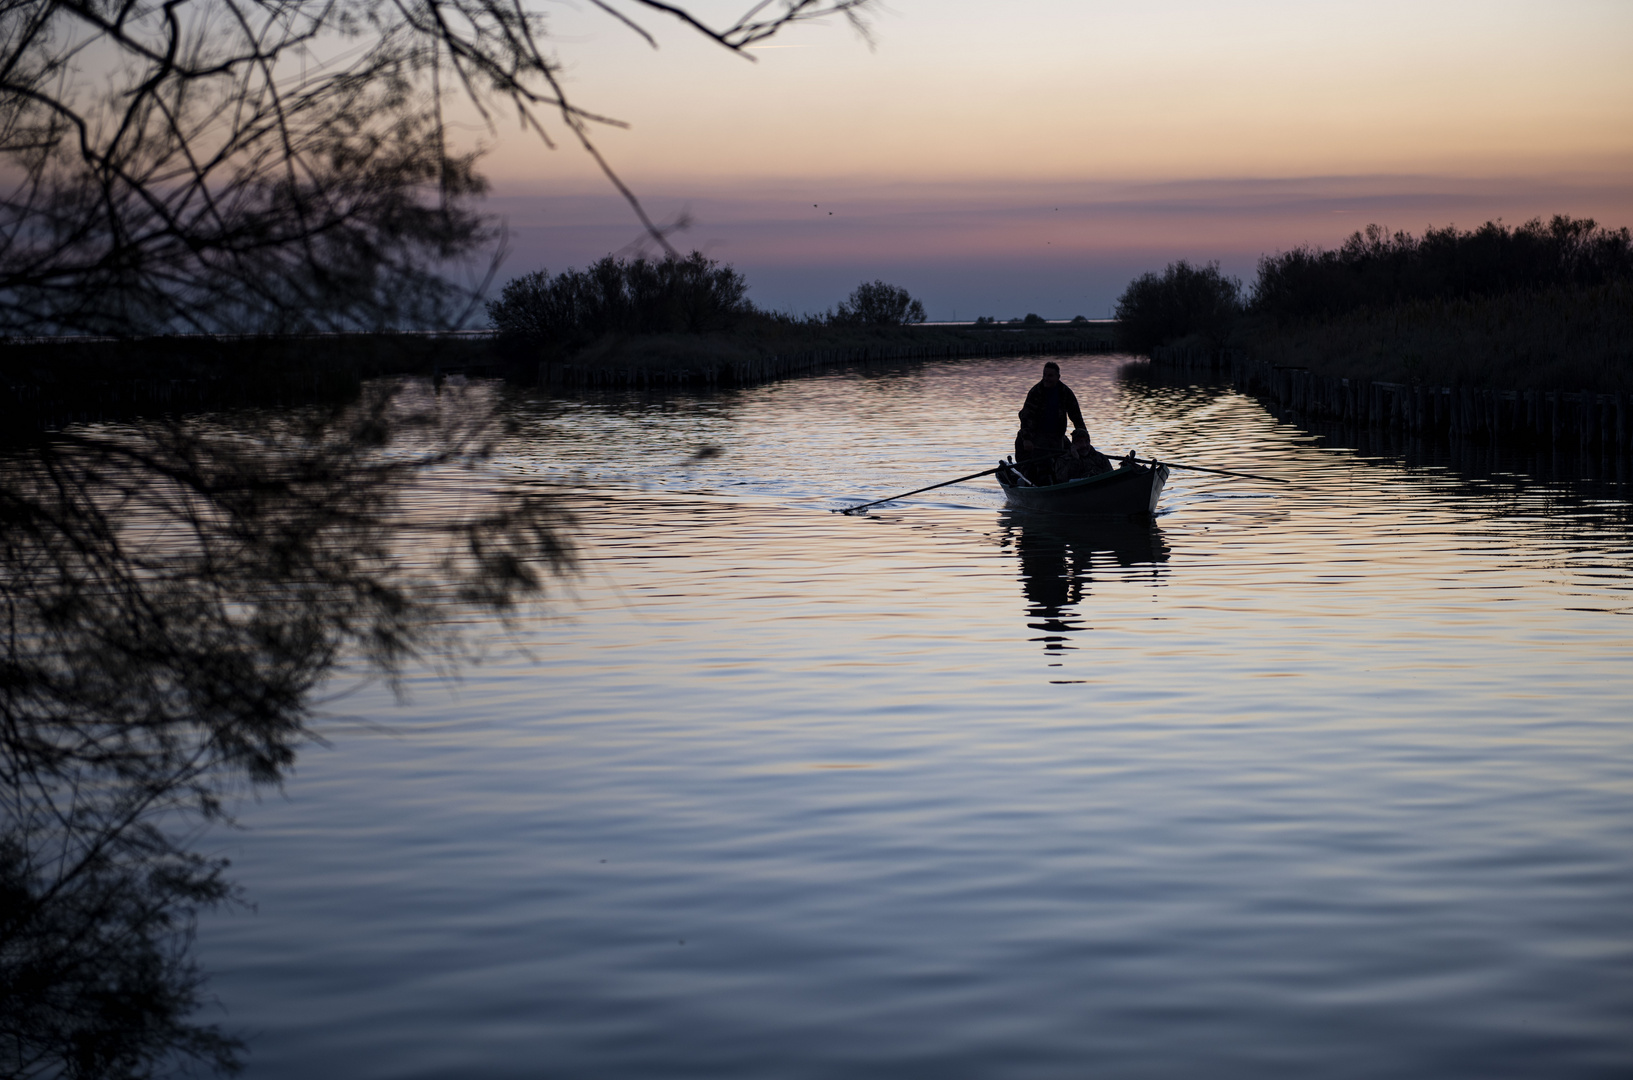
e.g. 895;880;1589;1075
0;383;573;1076
831;280;926;326
1114;260;1242;354
0;1;873;336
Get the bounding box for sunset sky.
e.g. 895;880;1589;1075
475;0;1633;319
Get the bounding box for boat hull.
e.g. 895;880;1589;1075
998;461;1169;517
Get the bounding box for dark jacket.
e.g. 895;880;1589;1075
1018;380;1086;440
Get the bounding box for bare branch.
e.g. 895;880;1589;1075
0;0;876;334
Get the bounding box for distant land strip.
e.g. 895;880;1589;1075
0;324;1117;434
539;324;1115;388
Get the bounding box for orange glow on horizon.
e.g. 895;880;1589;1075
461;0;1633;316
470;0;1633;192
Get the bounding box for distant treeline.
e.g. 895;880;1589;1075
974;314;1093;327
486;255;928;352
1116;216;1633;391
486;254;1125;360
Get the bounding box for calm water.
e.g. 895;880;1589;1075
201;356;1633;1078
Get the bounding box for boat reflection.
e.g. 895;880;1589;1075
0;382;571;1078
998;510;1169;654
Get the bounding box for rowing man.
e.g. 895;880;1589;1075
1015;361;1087;472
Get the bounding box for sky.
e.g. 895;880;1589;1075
464;0;1633;319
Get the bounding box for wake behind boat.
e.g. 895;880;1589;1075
996;457;1169;517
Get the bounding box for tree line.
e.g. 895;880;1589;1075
485;255;927;349
1114;215;1633;355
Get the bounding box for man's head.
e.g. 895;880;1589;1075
1041;361;1060;387
1071;429;1091;447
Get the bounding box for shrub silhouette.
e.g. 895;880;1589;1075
487;252;751;347
1114;261;1243;354
831;280;927;326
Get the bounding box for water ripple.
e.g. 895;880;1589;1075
207;356;1633;1079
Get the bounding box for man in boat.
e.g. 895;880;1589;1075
1015;361;1087;481
1053;429;1115;483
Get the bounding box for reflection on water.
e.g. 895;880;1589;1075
0;383;569;1077
1122;358;1633;507
1001;512;1168;655
12;354;1633;1078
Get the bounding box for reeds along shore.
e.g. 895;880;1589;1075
1120;217;1632;461
1235;280;1633;394
1151;344;1633;459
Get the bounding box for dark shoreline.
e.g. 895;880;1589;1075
1140;348;1633;462
538;323;1116;388
1;324;1117;433
0;334;497;436
1224;281;1631;396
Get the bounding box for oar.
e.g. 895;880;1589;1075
834;454;1057;515
835;451;1290;516
1134;457;1291;484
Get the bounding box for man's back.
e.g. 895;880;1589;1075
1015;362;1088;467
1021;379;1082;438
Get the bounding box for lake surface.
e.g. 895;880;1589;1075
199;355;1633;1078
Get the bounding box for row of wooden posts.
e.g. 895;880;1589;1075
541;339;1109;389
1152;345;1633;457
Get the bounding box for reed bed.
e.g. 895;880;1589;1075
1147;281;1633;457
1238;280;1633;393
